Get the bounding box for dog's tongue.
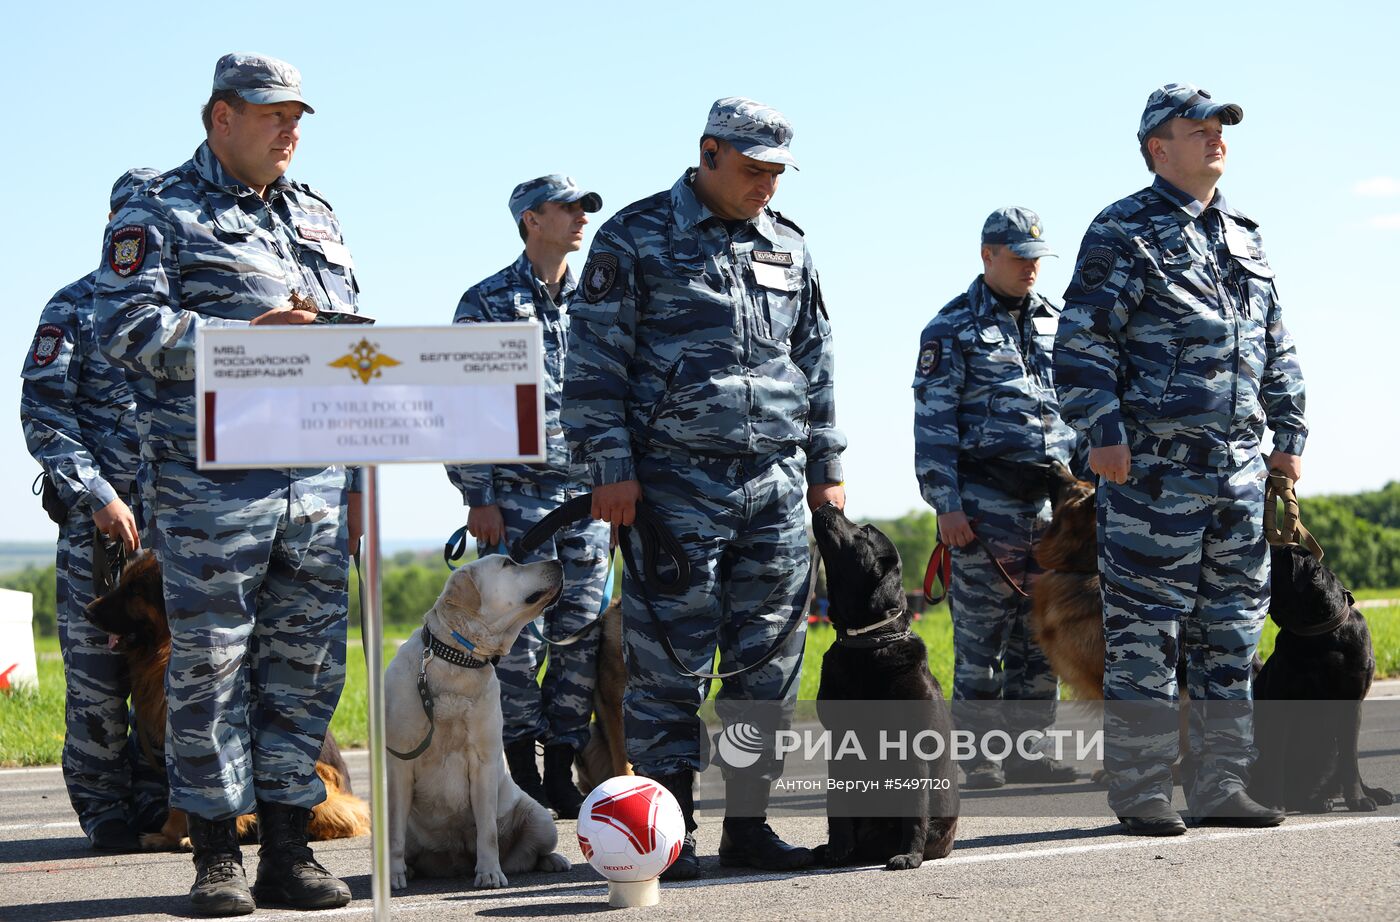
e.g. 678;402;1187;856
106;634;121;651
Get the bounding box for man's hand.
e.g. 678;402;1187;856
467;504;506;547
592;480;642;527
937;510;975;548
347;492;364;555
807;482;845;512
250;305;318;325
93;497;140;552
1267;451;1302;482
1089;445;1131;485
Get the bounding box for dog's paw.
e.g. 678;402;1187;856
885;853;924;871
536;852;570;873
1364;785;1394;807
390;870;408;891
1344;796;1378;813
474;868;508;889
1299;798;1333;814
814;842;851;867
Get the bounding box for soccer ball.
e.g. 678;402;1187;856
576;776;686;882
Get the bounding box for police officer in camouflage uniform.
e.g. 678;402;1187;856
913;207;1081;790
564;97;845;879
20;168;168;851
446;174;611;820
1055;83;1306;836
94;54;358;915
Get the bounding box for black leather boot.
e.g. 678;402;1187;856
1004;751;1083;784
250;802;351;909
506;738;554;815
1195;790;1286;828
718;777;812;871
1117;799;1187;837
186;814;255;917
646;770;700;880
543;744;585;820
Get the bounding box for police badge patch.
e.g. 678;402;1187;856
31;324;64;367
108;226;147;278
1077;246;1117;292
917;339;942;376
581;252;619;304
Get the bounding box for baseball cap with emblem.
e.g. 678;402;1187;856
981;206;1054;259
109;168;160;213
212;52;315;113
1138;82;1242;144
704;97;799;169
508;175;603;224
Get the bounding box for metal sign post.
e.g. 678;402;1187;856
194;323;546;922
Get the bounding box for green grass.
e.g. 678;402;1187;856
7;605;1398;765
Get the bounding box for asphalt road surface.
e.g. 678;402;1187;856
4;689;1397;921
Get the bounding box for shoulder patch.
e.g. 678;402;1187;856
31;324;65;367
108;226;147;277
1076;246;1117;292
917;339;942;376
581;252;619;304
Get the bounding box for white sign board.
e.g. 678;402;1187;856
195;324;546;468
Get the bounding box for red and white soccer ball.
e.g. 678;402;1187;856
576;776;685;882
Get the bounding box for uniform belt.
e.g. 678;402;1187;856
639;444;799;476
1130;435;1251;469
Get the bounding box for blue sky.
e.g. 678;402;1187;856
5;1;1396;545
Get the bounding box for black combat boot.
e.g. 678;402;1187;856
646;770;700;880
1195;790;1286;828
717;777;812;871
506;738;554;815
186;814;255;917
543;744;586;820
250;801;351;909
1117;799;1187;837
1003;751;1083;784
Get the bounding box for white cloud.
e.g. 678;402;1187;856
1353;176;1400;198
1366;213;1400;230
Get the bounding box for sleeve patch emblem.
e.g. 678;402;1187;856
1077;246;1117;292
31;324;64;367
108;225;147;278
581;252;619;304
917;339;942;376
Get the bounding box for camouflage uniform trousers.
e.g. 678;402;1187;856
482;487;611;749
55;504;167;835
621;449;810;782
1098;450;1268;816
948;479;1059;760
151;460;348;820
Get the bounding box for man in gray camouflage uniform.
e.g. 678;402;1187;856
446;174;611;819
564;97;845;879
93;54;358;915
1055;83;1306;836
913;207;1081;790
20;168;167;851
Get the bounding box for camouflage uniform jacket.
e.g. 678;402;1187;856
913;276;1075;513
562;170;845;486
446;251;584;506
93;142;361;483
1055;176;1306;467
21;271;140;514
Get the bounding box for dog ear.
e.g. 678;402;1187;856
443;567;482;615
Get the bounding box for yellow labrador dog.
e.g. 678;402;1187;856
387;556;570;890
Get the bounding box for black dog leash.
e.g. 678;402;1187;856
512;494;808;681
922;523;1030;605
386;626;498;761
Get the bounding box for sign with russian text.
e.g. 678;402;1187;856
195;324;545;468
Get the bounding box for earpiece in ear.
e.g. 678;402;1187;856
703;148;718;170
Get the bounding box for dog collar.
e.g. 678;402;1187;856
424;626;498;669
835;608;913;649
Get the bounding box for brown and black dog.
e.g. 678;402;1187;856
85;550;371;850
1029;478;1104;701
575;597;632;795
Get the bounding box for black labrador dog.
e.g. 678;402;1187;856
810;503;958;870
1250;545;1394;813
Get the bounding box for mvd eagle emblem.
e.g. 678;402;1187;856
329;338;401;384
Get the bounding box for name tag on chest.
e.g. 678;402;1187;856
1032;316;1057;336
318;240;355;269
752;261;794;291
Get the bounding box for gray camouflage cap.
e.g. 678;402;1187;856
703;97;798;169
212;52;315;113
982;206;1054;259
1138;82;1242;144
109;167;160;213
508;175;602;224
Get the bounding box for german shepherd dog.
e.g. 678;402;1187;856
574;597;632;794
810;503;958;870
85;550;371;850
